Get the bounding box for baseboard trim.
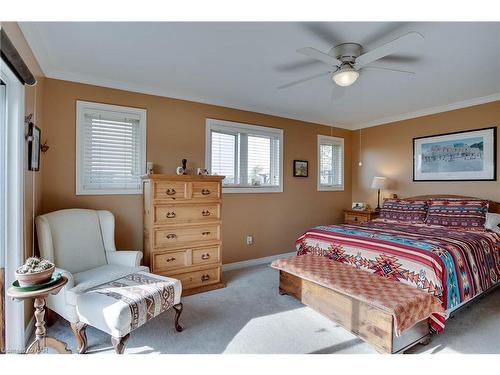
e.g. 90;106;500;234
222;251;296;272
25;316;35;347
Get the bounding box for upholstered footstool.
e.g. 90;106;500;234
72;271;183;354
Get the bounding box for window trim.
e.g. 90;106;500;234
317;134;344;192
205;118;283;193
76;100;147;195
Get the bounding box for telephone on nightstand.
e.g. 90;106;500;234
351;202;367;211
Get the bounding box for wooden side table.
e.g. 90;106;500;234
343;209;379;225
7;276;71;354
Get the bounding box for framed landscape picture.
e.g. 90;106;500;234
413;127;496;181
293;160;308;177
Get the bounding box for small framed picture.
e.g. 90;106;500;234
293;160;308;177
28;123;41;171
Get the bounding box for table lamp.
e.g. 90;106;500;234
371;176;388;211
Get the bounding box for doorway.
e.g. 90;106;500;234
0;78;5;354
1;60;26;354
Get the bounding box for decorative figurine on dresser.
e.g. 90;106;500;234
143;174;225;295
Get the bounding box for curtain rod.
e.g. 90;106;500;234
0;29;36;86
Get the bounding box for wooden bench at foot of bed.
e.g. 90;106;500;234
272;255;444;354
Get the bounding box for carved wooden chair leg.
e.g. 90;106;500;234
111;333;130;354
70;322;88;354
173;303;183;332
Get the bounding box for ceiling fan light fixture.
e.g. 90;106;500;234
332;66;359;87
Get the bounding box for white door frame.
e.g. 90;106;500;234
1;60;26;353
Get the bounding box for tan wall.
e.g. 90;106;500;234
352;101;500;207
0;22;45;327
41;78;352;264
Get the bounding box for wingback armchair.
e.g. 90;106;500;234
36;209;147;345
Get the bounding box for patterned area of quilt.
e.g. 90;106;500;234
271;255;445;336
295;220;500;331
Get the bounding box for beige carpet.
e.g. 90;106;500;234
44;264;500;354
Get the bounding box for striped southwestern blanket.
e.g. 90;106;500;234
87;272;175;331
296;220;500;332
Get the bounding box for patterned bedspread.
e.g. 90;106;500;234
296;220;500;330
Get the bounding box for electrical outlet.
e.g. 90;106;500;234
246;235;254;245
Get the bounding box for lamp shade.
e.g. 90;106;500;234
371;176;388;190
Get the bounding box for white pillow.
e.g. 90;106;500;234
485;213;500;234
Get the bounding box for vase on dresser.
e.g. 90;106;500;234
143;174;225;295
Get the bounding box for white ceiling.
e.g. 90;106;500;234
20;22;500;129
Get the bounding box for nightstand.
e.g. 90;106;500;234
343;209;379;225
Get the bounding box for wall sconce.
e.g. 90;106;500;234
40;140;50;153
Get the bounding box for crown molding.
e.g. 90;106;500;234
351;93;500;130
43;68;354;130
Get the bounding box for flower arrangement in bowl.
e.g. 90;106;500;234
15;257;55;287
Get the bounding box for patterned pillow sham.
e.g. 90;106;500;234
425;199;489;230
379;199;428;223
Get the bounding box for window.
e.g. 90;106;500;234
205;119;283;193
318;135;344;191
76;101;146;195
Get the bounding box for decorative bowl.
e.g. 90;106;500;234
15;264;55;287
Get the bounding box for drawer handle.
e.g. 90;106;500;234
166;212;176;218
166;188;176;196
354;217;358;221
165;257;176;263
201;274;210;282
201;189;211;195
202;231;211;236
202;210;211;217
201;253;210;260
166;233;177;239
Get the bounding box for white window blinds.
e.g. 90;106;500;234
206;119;283;193
76;101;146;195
211;131;237;184
318;135;344;191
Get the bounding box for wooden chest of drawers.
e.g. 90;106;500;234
343;209;379;224
143;174;225;296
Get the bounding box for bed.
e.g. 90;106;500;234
277;195;500;352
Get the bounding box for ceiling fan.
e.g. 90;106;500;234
278;30;423;90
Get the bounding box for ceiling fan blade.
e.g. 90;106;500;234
297;47;342;67
378;54;421;64
302;22;343;45
277;71;331;90
354;32;423;69
360;22;406;47
275;59;323;72
362;66;416;75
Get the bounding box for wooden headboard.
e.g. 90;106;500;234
404;194;500;214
